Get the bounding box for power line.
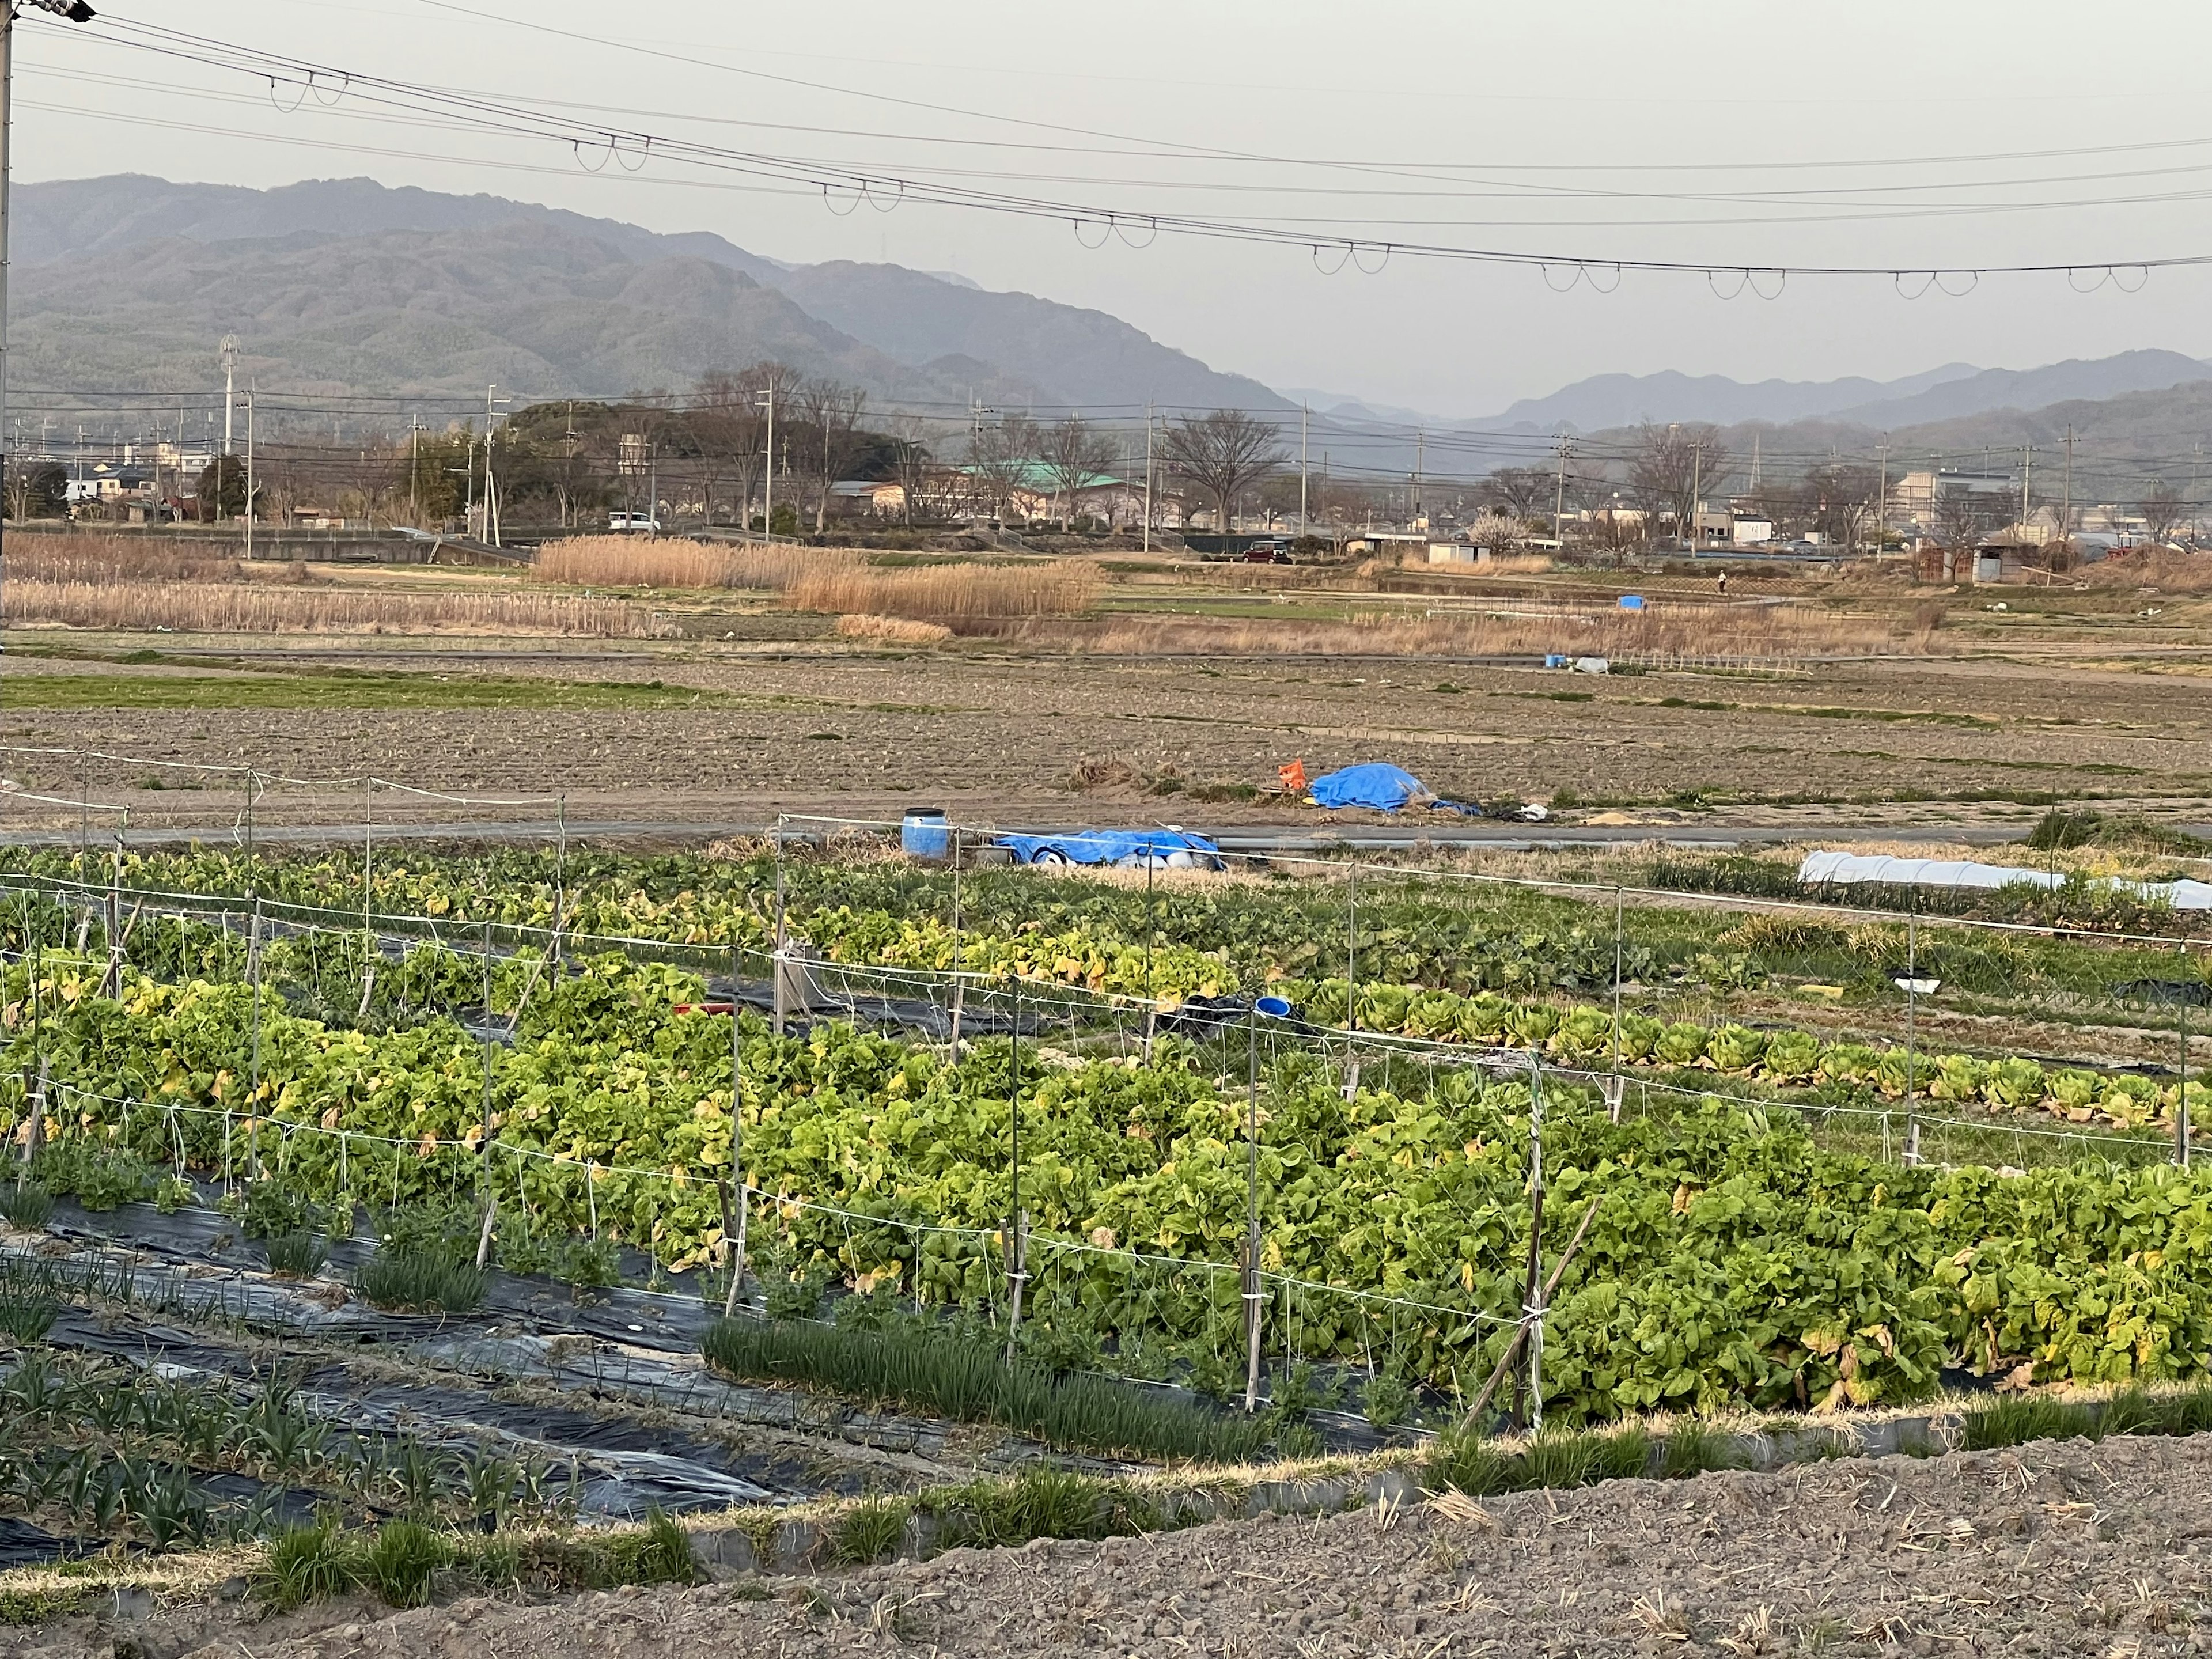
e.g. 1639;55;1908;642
39;10;2212;287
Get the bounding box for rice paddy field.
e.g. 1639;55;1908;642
5;531;2212;1653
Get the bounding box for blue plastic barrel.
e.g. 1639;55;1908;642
1255;995;1294;1019
900;809;950;859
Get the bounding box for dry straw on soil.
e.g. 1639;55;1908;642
1018;599;1909;658
10;578;677;637
833;613;955;643
2083;548;2212;593
530;536;847;591
787;560;1099;626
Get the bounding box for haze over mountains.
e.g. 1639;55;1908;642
15;174;1285;418
18;172;2212;482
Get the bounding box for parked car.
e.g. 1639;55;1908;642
608;511;661;533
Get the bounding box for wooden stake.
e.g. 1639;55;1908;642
1460;1198;1600;1430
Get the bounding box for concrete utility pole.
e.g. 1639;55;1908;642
1298;402;1308;538
219;334;238;457
1688;440;1703;552
1875;438;1889;551
483;384;500;547
757;381;775;538
1552;434;1573;545
1;0;97;592
243;384;255;560
1142;402;1154;554
1412;427;1425;527
2021;446;2032;536
2062;424;2075;559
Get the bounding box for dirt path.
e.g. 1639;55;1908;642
136;1433;2212;1657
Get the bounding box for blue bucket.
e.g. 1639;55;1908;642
900;809;950;859
1255;995;1294;1019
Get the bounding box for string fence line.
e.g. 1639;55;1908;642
3;871;2191;1165
3;740;2209;953
19;1078;1515;1345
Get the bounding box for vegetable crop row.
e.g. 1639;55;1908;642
13;953;2212;1423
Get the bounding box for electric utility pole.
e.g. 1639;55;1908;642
1875;438;1889;551
1688;440;1703;552
483;384;501;547
757;381;776;538
1;0;99;601
1142;402;1154;554
1552;434;1573;545
1298;402;1308;538
243;385;255;560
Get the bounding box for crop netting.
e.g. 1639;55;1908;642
6;768;2212;1422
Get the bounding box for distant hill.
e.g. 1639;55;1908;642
1488;363;1981;431
12;219;1011;409
14;174;1280;416
771;260;1290;412
1832;350;2212;428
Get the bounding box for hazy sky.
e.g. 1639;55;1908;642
23;0;2212;414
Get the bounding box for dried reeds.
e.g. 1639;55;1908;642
2081;548;2212;594
832;613;954;644
787;560;1099;626
1013;599;1906;658
7;578;677;637
530;536;852;591
11;532;243;585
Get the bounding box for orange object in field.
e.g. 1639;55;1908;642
1277;757;1309;796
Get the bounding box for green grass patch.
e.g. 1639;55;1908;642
702;1315;1270;1464
0;669;743;713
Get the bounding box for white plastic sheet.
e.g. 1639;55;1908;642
1797;850;2212;911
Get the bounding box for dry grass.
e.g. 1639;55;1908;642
1010;597;1906;658
12;531;245;584
788;560;1099;626
2082;548;2212;593
531;536;854;590
8;578;678;637
833;613;954;644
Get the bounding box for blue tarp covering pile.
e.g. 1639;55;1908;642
1308;763;1427;810
996;828;1223;868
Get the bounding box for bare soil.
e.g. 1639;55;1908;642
36;1430;2202;1658
9;646;2212;835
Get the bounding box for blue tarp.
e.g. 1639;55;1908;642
996;828;1223;868
1308;763;1426;811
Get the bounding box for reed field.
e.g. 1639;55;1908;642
786;559;1100;624
832;612;956;643
528;535;844;590
7;577;676;637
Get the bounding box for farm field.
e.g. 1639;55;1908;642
141;1430;2212;1659
3;533;2212;1646
7;535;2212;833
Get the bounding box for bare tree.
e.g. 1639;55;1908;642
884;414;944;528
1482;465;1552;523
1628;422;1730;547
1806;463;1883;556
967;415;1039;524
1161;409;1288;536
1037;416;1118;529
790;377;868;533
2140;479;2186;545
1933;485;2010;554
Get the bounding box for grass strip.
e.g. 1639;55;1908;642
702;1315;1271;1464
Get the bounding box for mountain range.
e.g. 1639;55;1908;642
15;174;1286;421
18;173;2212;479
